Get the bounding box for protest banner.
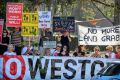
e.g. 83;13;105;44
43;41;56;48
0;19;4;43
38;11;51;28
53;17;75;32
78;25;120;45
0;56;116;80
21;13;38;36
6;3;23;27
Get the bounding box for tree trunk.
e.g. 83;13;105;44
114;0;120;25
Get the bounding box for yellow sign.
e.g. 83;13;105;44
22;13;38;36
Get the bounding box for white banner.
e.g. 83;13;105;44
0;56;117;80
38;11;51;28
78;25;120;45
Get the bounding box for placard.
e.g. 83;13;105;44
6;3;23;27
38;11;51;28
78;25;120;45
0;56;117;80
43;41;56;48
21;13;38;36
53;17;75;32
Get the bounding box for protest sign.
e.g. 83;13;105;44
0;56;116;80
38;11;51;28
0;19;4;43
78;25;120;45
21;13;38;36
43;41;56;48
53;17;75;32
6;3;23;27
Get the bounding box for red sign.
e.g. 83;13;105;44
6;3;23;27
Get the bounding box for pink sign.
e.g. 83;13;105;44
6;3;23;27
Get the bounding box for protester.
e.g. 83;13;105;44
4;44;16;55
21;46;33;55
59;45;69;56
90;46;104;58
0;44;7;54
39;35;44;55
51;44;62;56
73;45;87;57
2;29;10;44
21;46;28;55
44;28;53;41
39;29;53;56
11;27;22;46
105;45;116;59
115;46;120;59
45;48;51;56
73;47;79;57
58;31;71;52
11;27;22;54
79;45;87;57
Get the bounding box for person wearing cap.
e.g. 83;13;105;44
115;46;120;59
4;44;16;55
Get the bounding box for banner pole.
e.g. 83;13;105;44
29;36;30;47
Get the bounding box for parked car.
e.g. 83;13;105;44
91;61;120;80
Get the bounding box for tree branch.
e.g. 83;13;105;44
92;0;115;8
91;0;114;25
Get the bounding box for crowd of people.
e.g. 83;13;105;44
1;28;120;59
2;43;120;59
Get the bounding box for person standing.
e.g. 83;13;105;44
115;46;120;59
105;45;116;59
39;29;53;55
11;27;22;46
4;44;16;55
11;27;22;54
44;28;53;41
59;45;69;56
58;31;71;52
74;45;87;57
51;44;62;56
90;46;104;58
2;29;10;44
45;48;51;56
